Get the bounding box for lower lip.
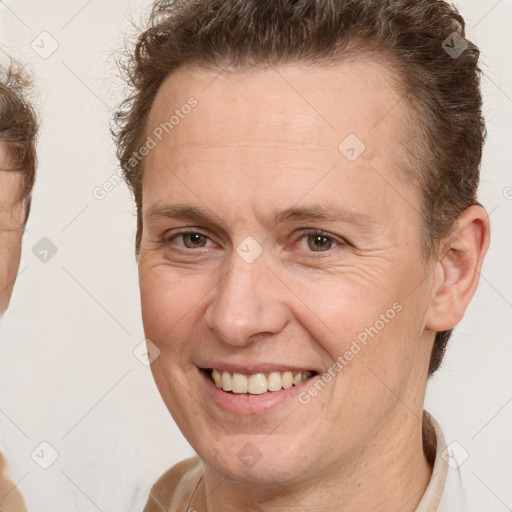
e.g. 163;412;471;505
199;369;317;415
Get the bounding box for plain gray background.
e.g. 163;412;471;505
0;0;510;510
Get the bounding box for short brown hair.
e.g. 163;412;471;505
113;0;486;375
0;59;38;223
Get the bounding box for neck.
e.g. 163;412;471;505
193;411;433;512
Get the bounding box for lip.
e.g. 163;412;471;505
199;367;319;415
198;362;319;375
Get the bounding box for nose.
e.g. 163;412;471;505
204;250;288;347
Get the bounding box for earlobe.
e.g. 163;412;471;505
425;205;491;332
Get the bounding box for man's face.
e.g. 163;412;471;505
139;60;437;483
0;151;25;315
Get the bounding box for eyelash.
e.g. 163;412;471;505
162;228;349;257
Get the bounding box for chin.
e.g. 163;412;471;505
195;431;320;485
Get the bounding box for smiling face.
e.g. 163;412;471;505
138;60;438;485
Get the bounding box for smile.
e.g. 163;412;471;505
209;369;317;395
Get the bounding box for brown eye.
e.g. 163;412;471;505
295;229;348;256
306;234;334;252
181;233;207;248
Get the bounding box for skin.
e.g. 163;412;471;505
138;60;490;511
0;149;25;315
0;147;29;512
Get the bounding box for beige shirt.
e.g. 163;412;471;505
143;410;451;512
0;452;27;512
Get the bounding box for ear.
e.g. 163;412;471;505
425;205;491;332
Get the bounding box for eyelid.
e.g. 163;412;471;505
162;227;349;252
164;228;216;248
296;228;349;248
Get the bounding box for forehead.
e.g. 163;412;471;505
147;58;408;146
142;59;420;227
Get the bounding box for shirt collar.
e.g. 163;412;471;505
414;410;449;512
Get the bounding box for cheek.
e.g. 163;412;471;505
139;265;208;348
286;268;399;345
0;234;22;313
289;263;427;379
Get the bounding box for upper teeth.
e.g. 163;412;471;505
211;369;313;394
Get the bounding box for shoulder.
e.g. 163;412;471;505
143;455;203;512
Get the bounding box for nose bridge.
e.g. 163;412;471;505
205;249;287;346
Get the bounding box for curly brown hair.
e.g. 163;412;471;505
113;0;486;376
0;59;38;223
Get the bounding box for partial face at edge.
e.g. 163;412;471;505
0;154;25;315
137;60;438;483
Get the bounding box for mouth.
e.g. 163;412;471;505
202;368;319;395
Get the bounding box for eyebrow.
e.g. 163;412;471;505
274;205;375;229
145;203;376;231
